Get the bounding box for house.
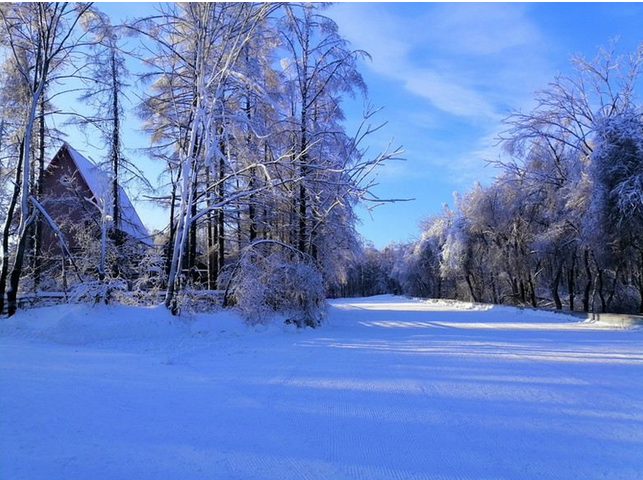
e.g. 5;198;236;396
39;143;153;277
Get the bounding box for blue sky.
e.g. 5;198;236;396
69;2;643;249
323;2;643;248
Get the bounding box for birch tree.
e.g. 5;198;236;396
0;2;94;316
134;2;276;313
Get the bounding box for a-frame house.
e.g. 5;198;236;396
38;143;153;272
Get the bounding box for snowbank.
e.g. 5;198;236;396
0;303;276;349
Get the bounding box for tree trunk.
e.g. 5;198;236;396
111;48;121;235
592;252;607;313
217;144;225;277
596;268;607;313
567;251;576;311
248;167;257;243
296;16;311;255
0;142;24;314
6;83;43;316
7;233;30;316
165;175;178;279
638;252;643;314
298;170;307;253
552;263;563;310
605;268;619;312
165;140;199;313
582;248;592;312
205;165;217;290
188;175;198;280
465;274;477;302
490;270;498;304
33;96;46;290
528;274;537;308
244;85;257;244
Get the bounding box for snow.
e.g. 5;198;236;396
1;295;642;480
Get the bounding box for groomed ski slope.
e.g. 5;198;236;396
1;295;642;480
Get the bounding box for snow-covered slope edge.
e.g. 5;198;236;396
0;303;272;348
1;295;640;349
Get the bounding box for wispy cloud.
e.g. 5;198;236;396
329;2;555;188
425;3;542;56
330;3;549;121
403;69;499;120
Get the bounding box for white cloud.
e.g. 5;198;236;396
329;3;548;121
329;3;409;67
426;3;543;56
403;69;499;120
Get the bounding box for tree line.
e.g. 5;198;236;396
3;3;642;319
346;43;643;315
0;2;401;320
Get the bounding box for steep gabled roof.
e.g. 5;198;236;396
53;143;154;247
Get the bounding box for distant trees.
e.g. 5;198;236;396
359;42;643;315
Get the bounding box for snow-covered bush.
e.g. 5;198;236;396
117;250;167;307
223;242;326;327
171;286;223;316
69;278;128;305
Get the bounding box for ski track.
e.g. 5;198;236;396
1;295;643;480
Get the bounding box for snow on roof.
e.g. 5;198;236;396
61;143;154;247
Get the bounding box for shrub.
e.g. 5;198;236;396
224;242;326;327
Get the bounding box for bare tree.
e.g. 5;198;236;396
278;3;369;257
0;2;94;316
133;3;277;313
391;41;643;314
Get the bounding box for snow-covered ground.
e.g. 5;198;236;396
1;295;642;480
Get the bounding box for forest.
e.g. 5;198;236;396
347;42;643;316
1;2;643;321
0;2;402;322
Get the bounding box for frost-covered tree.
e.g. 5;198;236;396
66;10;154;282
277;3;369;258
588;110;643;312
393;40;643;314
134;3;276;313
132;3;401;317
494;40;643;312
223;241;325;326
0;2;94;316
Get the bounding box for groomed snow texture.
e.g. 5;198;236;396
1;296;642;480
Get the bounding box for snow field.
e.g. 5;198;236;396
1;295;642;480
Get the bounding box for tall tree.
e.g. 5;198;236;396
134;2;275;313
70;10;153;280
278;3;369;258
589;110;643;312
0;2;94;316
